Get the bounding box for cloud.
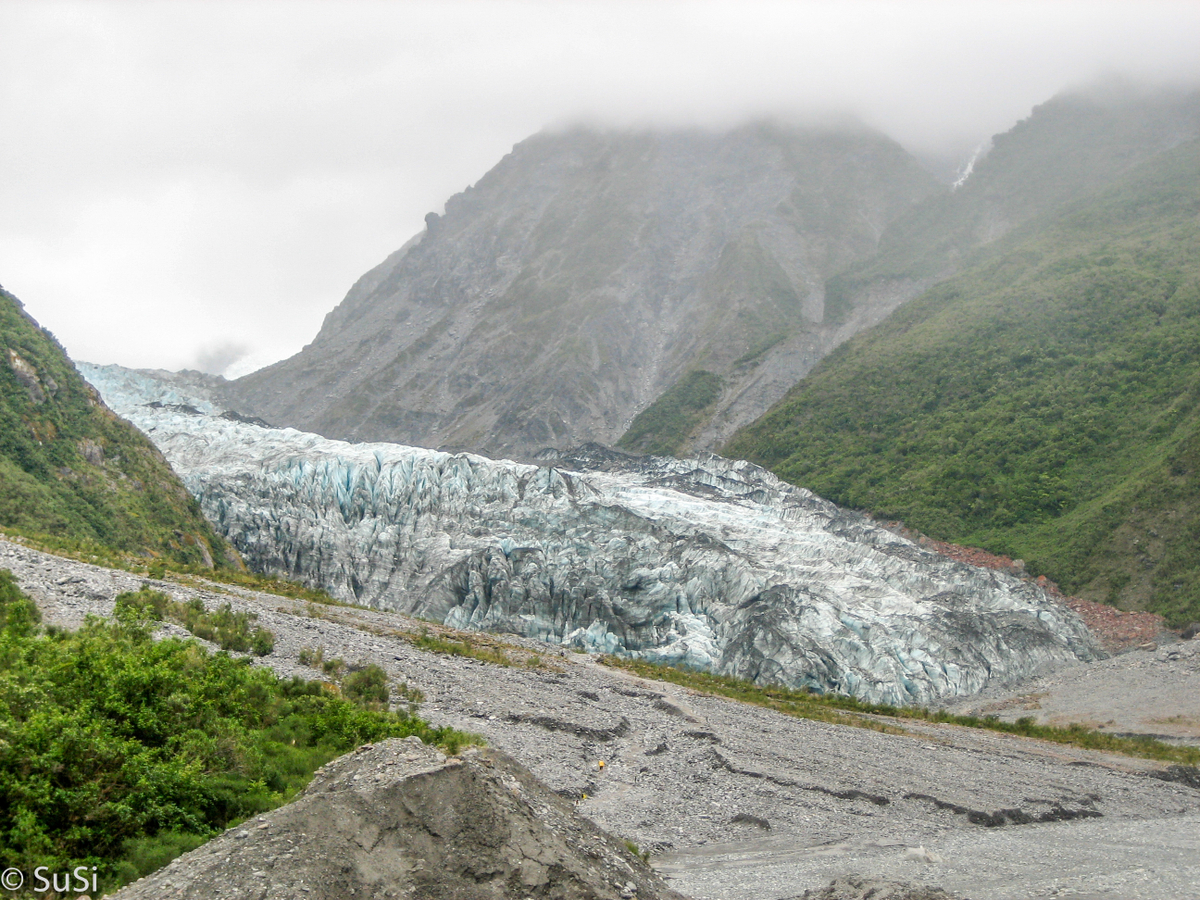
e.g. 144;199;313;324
0;0;1197;372
192;342;249;378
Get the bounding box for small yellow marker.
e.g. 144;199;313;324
598;760;605;770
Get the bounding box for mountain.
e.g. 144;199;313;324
828;82;1200;305
87;364;1098;707
0;286;229;567
726;117;1200;627
225;122;942;459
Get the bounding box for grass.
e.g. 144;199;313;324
408;626;557;670
622;838;651;863
601;656;1200;766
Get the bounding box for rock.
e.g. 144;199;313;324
1149;765;1200;791
111;739;687;900
728;813;770;829
78;438;105;465
903;845;946;864
795;875;959;900
1182;622;1200;640
82;364;1102;707
7;348;47;404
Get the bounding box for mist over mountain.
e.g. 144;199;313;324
225;83;1200;472
835;82;1200;290
226;121;940;458
728;87;1200;628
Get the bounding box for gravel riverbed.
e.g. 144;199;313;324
3;536;1199;900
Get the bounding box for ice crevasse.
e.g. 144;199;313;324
83;363;1100;706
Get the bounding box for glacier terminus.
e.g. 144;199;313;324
83;363;1099;707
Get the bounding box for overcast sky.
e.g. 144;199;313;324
2;1;1199;377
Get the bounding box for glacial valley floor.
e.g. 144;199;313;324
3;536;1199;900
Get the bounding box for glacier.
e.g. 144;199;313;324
82;363;1100;706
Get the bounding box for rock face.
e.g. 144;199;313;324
224;122;942;459
85;364;1099;706
112;738;686;900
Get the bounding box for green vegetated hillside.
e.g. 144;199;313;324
0;285;229;567
726;136;1200;627
618;370;724;456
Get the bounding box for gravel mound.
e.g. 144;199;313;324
111;738;686;900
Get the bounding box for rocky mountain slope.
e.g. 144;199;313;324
5;536;1199;900
225;122;941;459
220;84;1199;466
84;363;1097;707
0;285;229;568
834;82;1200;293
727;114;1200;628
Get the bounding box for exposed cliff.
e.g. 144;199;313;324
86;364;1099;706
224;122;941;459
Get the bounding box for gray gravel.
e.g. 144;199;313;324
4;536;1200;900
941;639;1200;748
112;739;687;900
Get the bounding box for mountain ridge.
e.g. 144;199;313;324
225;120;943;458
726;128;1200;627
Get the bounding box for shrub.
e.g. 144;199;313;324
342;664;390;710
114;587;274;655
0;571;479;894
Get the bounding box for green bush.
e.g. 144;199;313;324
114;587;274;656
342;664;390;710
618;370;723;457
0;570;478;894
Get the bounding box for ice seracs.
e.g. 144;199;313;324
82;363;1100;706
